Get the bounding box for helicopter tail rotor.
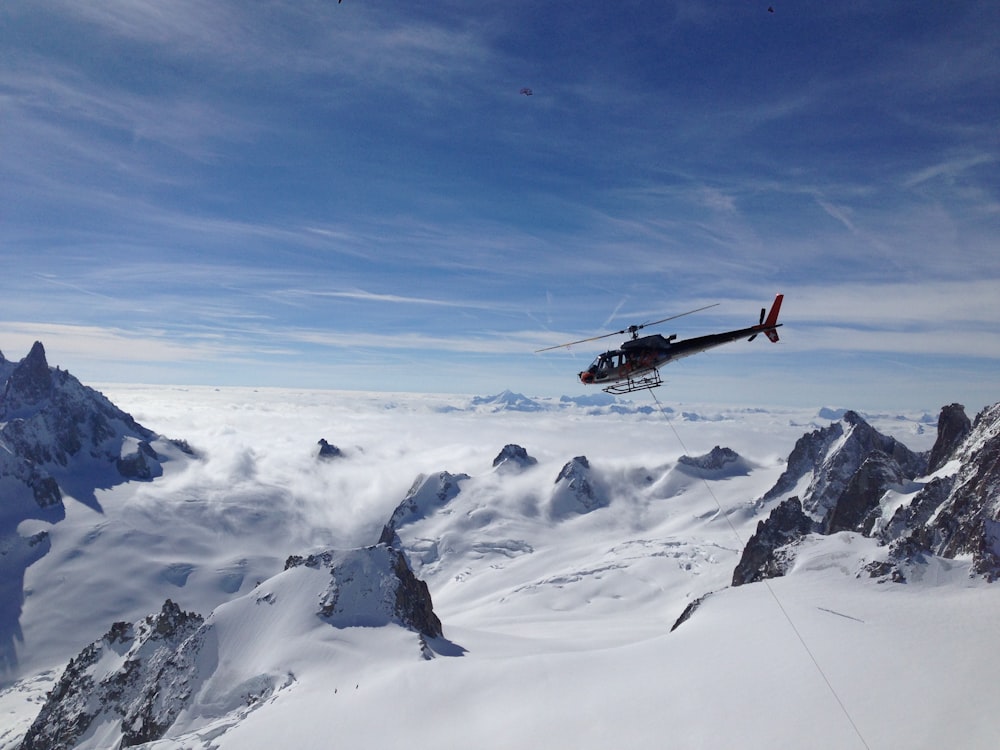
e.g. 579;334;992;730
748;294;784;343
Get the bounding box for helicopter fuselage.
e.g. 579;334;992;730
578;320;780;389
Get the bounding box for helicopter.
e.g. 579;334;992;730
536;294;784;394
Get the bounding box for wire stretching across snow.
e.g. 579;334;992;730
648;389;873;750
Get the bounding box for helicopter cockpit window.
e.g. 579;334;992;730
594;352;625;372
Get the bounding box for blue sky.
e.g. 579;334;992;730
2;0;998;411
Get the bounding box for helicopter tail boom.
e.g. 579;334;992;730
762;294;783;342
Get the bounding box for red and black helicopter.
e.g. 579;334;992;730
536;294;784;394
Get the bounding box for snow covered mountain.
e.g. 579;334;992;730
2;344;999;749
18;546;449;750
0;343;191;675
733;402;1000;586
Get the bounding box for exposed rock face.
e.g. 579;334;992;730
926;403;971;473
732;497;814;586
317;438;343;460
550;456;606;516
19;600;207;750
285;545;443;638
822;451;909;536
492;444;537;472
759;420;845;507
116;438;162;480
878;403;1000;580
670;591;715;632
743;403;1000;585
760;411;925;528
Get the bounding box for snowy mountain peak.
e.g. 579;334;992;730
1;341;53;418
0;342;181;519
761;410;925;523
735;411;929;585
735;400;1000;587
551;455;606;516
677;446;752;478
469;389;544;412
379;471;469;544
1;343;194;681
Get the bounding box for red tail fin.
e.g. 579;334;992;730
763;294;783;343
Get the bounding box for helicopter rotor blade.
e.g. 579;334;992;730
534;328;627;352
634;303;720;333
533;302;720;352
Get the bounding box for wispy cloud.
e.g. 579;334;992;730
2;1;997;408
279;288;508;312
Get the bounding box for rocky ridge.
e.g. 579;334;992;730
733;403;1000;585
19;600;206;750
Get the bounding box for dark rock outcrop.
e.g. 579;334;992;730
926;403;971;474
317;438;343;460
822;451;908;536
116;439;162;480
670;591;716;632
732;497;814;586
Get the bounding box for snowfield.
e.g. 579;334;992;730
3;385;997;750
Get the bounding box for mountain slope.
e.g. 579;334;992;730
19;545;449;749
1;356;996;750
0;343;190;676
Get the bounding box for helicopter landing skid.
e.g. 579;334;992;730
601;370;663;395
